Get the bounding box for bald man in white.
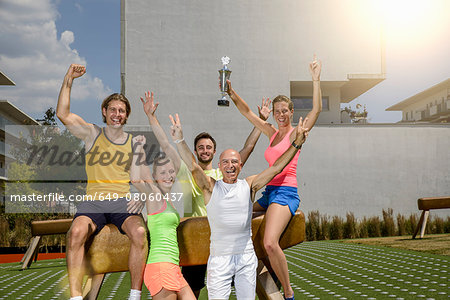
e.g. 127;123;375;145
171;115;309;300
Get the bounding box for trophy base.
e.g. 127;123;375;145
218;99;230;106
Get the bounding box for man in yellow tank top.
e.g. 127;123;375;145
56;64;146;300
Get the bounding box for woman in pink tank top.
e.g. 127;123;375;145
226;57;322;300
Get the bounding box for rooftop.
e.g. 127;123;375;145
386;78;450;111
0;71;15;86
0;100;39;125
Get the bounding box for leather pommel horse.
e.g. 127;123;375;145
83;211;305;299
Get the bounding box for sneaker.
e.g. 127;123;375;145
284;294;294;300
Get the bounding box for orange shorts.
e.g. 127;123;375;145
144;262;189;296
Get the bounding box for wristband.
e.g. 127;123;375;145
291;141;302;150
174;138;185;144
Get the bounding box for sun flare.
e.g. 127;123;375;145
367;0;449;50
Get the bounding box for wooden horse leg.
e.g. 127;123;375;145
419;210;430;238
412;210;426;239
256;260;284;300
21;236;41;270
82;274;105;300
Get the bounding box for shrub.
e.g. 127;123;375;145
358;217;369;238
0;212;71;248
367;216;382;237
306;211;320;241
0;215;8;246
319;215;330;240
305;209;447;241
343;212;357;239
444;217;450;233
12;216;31;247
397;213;406;236
429;216;445;234
405;214;418;235
382;208;396;236
330;216;344;240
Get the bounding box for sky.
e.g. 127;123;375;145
0;0;449;124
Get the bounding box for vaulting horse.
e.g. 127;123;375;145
83;211;305;299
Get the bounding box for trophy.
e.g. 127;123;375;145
218;56;231;106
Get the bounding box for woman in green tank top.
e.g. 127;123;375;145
131;134;195;300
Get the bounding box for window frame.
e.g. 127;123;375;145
291;96;329;111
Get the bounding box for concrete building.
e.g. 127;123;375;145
121;0;385;126
386;78;450;123
0;71;40;205
121;0;450;218
297;124;450;218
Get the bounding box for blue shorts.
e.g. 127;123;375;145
257;185;300;216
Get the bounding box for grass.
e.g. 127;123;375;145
0;236;448;299
339;233;450;256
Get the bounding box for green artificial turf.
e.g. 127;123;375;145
284;241;448;299
0;241;448;299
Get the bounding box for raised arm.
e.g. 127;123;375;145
56;64;97;141
140;91;181;173
169;114;214;205
129;135;154;213
130;135;152;189
239;97;272;165
227;80;276;138
248;117;309;198
169;114;196;172
304;56;323;130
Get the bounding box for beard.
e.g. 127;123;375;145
197;154;213;164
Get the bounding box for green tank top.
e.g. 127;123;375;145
146;200;180;265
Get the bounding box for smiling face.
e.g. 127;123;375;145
153;159;176;192
102;100;128;128
218;149;242;184
195;138;216;164
273;101;293;128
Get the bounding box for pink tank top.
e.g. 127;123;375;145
264;128;300;187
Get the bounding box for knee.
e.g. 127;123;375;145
263;237;280;256
129;225;147;248
67;225;89;247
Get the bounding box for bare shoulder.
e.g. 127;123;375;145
82;125;101;150
264;122;277;138
65;122;98;143
246;175;257;187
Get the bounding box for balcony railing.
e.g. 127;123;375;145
430;106;437;116
0;140;13;159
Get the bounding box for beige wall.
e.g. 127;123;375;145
233;124;450;219
296;124;450;218
122;0;384;127
120;0;447;220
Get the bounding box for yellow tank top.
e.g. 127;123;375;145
85;128;132;200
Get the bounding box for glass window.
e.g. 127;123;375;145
291;96;329;111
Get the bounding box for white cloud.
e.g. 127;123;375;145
74;2;83;13
60;30;75;50
0;0;111;115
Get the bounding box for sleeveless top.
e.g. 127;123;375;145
264;128;300;187
85;127;132;200
190;168;223;217
206;179;254;256
146;200;180;265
